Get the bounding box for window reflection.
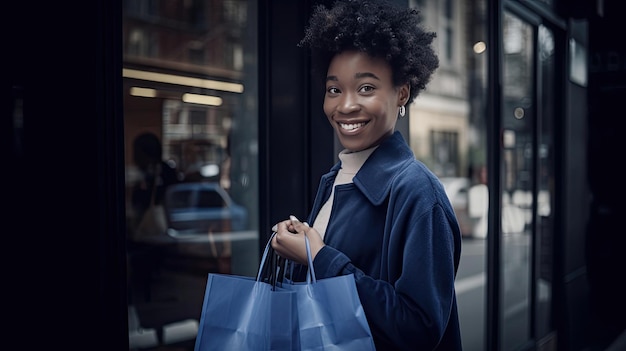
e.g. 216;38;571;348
500;11;534;350
123;1;257;349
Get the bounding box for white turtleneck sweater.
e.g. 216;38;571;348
312;146;378;240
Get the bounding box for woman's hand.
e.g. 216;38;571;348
271;216;325;265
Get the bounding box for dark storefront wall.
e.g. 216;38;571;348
5;1;128;350
586;0;626;345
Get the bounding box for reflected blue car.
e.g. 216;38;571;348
164;182;247;235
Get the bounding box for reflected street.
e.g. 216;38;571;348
456;232;533;351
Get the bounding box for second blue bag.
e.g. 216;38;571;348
282;236;376;351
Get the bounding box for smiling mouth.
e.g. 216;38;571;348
339;122;367;131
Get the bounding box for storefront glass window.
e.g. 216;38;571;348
123;1;258;349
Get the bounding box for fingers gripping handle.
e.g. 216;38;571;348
270;215;316;284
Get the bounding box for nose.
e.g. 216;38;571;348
337;92;360;114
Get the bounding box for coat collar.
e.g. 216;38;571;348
328;131;415;206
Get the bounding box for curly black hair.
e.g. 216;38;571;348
298;0;439;104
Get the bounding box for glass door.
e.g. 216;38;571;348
535;23;556;347
501;11;535;348
499;9;557;350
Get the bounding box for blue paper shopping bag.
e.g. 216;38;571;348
194;233;300;351
282;235;376;351
285;273;376;351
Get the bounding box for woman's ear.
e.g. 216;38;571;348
398;83;410;106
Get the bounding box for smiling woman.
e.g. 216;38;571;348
270;1;462;350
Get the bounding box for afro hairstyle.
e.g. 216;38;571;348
298;0;439;104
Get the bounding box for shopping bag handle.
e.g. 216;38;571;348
303;234;316;284
257;232;282;287
258;231;294;289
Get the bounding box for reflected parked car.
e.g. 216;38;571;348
164;182;247;236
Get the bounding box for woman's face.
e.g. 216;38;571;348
324;50;409;152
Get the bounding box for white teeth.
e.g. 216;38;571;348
340;122;365;130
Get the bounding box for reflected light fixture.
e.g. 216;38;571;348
130;87;157;98
123;68;244;93
182;93;223;106
473;41;487;54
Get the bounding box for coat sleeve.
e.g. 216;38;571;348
313;200;460;351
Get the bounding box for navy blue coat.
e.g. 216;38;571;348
298;131;462;350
